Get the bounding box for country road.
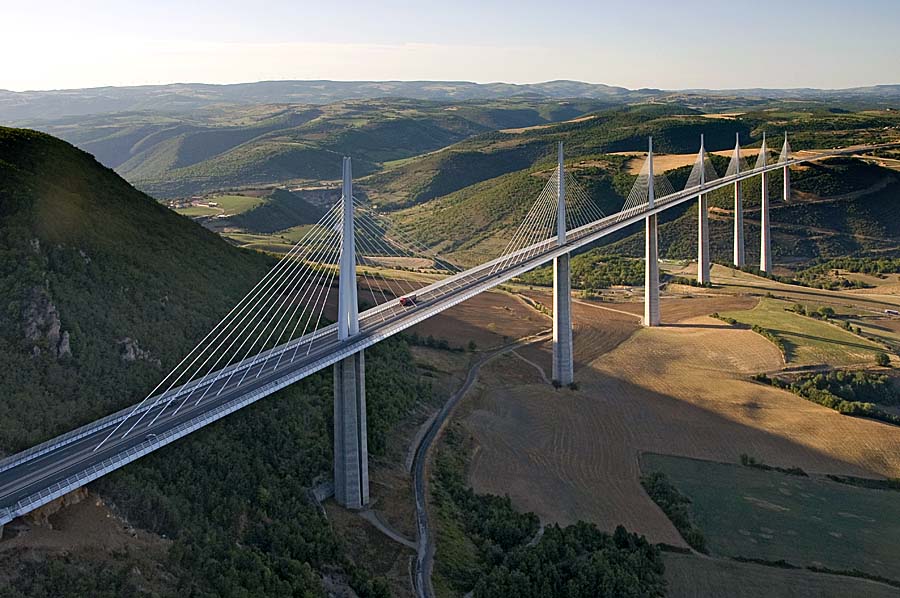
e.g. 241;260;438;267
409;330;551;598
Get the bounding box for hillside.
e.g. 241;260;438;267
374;106;900;268
0;127;427;596
603;158;900;267
365;105;900;211
24;98;611;198
3;79;900;123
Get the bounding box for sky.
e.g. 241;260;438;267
2;0;898;92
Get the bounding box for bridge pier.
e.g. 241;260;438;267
733;179;744;267
334;352;368;508
783;133;791;203
732;134;745;267
333;156;369;509
552;142;574;385
697;194;709;284
697;135;710;285
644;215;660;326
644;138;660;327
759;133;772;273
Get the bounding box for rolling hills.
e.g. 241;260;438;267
3;79;900;123
27;98;611;198
369;105;900;269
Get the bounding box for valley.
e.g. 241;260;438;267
4;83;900;598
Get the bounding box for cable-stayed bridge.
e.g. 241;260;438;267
1;134;897;527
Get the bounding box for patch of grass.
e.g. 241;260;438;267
719;298;884;366
642;453;900;583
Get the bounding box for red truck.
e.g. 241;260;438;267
399;295;417;307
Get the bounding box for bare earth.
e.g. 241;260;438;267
463;296;900;550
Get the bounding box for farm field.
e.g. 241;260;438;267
719;297;885;366
174;193;264;217
643;453;900;582
663;552;900;598
462;294;900;548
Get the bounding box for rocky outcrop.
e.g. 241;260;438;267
24;487;89;528
23;286;71;360
118;337;160;367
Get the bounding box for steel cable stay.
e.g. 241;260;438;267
353;220;419;302
152;206;343;417
493;170;559;273
158;212;344;419
94;200;343;450
352;196;461;274
353;214;424;299
256;241;344;377
162;207;342;411
248;229;344;380
203;221;345;405
491;169;558;273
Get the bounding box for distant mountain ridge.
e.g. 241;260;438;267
3;79;899;123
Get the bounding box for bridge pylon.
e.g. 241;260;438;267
732;133;745;267
552;141;574;386
644;137;660;327
334;156;369;509
781;132;792;203
697;134;710;285
758;133;772;273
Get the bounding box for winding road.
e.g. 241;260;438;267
410;331;551;598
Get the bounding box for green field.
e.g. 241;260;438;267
210;193;265;213
176;204;220;217
642;453;900;583
719;298;884;366
176;194;264;218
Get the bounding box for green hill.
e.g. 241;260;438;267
364;104;900;212
0;127;427;596
31;98;611;198
228;188;325;233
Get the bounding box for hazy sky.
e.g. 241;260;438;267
3;0;898;91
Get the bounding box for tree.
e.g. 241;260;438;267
875;352;890;367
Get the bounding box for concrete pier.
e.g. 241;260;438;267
733;179;744;267
552;142;574;385
697;192;710;285
333;352;369;509
697;135;710;285
760;172;771;272
732;134;745;267
644;214;660;327
783;165;791;203
334;156;369;509
552;254;574;385
759;134;772;273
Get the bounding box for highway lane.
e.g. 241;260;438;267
0;264;487;516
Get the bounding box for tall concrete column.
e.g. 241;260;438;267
759;134;772;273
334;156;369;509
697;134;710;285
782;133;791;203
552;142;574;386
733;133;745;267
644;137;660;327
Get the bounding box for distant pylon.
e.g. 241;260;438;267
697;134;710;285
781;132;791;203
757;134;772;273
552;141;574;385
334;157;368;509
644;137;660;327
732;133;745;267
